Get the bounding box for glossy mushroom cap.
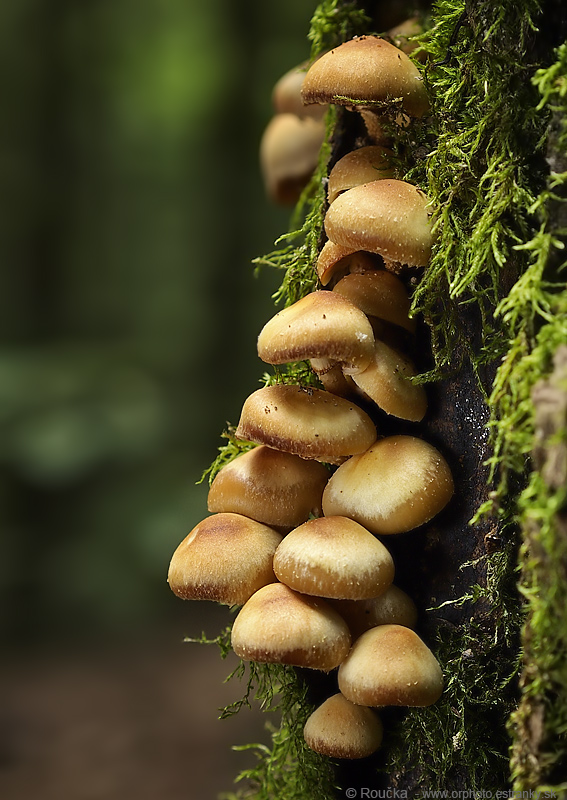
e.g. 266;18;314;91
259;113;325;205
301;36;429;118
325;179;433;267
328;146;396;204
332;271;415;334
273;516;395;600
322;435;454;534
207;445;329;529
304;693;383;759
338;624;444;706
331;585;418;639
235;384;377;464
272;63;327;119
167;513;282;606
257;290;375;375
350;339;427;422
316;243;381;287
231;582;351;671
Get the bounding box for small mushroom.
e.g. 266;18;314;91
322;435;454;534
310;357;357;398
328;146;396;205
304;693;383;759
338;624;444;707
330;585;418;639
332;270;416;334
316;242;382;287
231;582;351;671
259;113;325;205
207;445;329;529
387;16;425;59
257;290;375;375
272;62;327;119
324;179;434;268
350;338;428;422
273;516;395;600
167;513;282;606
235;384;377;464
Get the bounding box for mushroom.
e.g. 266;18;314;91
304;693;383;758
324;179;434;268
259;113;325;205
272;62;327;119
350;338;428;422
322;435;454;534
330;585;418;639
167;513;282;606
338;624;444;707
235;384;377;464
207;444;329;529
257;290;375;375
387;16;425;59
332;270;416;334
316;243;382;287
327;145;396;205
231;582;351;671
310;358;357;398
273;515;395;600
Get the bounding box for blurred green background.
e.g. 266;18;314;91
0;0;319;646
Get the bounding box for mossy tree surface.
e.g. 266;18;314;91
199;1;567;798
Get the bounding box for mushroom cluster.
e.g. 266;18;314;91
168;29;450;764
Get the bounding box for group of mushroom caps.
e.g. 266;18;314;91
168;31;455;761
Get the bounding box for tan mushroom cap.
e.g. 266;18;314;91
235;384;377;464
388;16;425;57
338;624;443;707
207;445;329;529
325;179;433;267
304;693;383;758
257;291;375;375
331;585;418;640
310;358;357;398
301;36;429;118
316;242;382;286
273;516;395;600
167;513;282;606
351;339;427;422
272;63;327;119
260;113;325;205
322;435;454;534
333;271;415;333
328;146;396;204
231;582;351;671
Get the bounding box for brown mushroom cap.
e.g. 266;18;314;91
273;516;395;600
257;291;375;375
331;585;418;639
259;113;325;205
304;693;383;758
301;36;429;118
350;339;427;422
328;146;396;204
310;358;357;398
272;63;327;119
207;445;329;529
332;270;415;334
235;384;377;464
316;242;381;287
324;179;433;267
388;16;424;58
322;435;454;534
338;624;443;706
167;513;282;606
231;582;351;671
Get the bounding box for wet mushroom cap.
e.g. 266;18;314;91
207;445;329;529
231;582;351;671
328;145;396;204
304;693;383;758
331;585;418;639
324;179;434;267
235;384;377;464
332;270;416;333
338;624;444;706
322;435;454;534
167;512;282;606
273;515;395;600
257;290;375;375
350;339;427;422
301;35;429;118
